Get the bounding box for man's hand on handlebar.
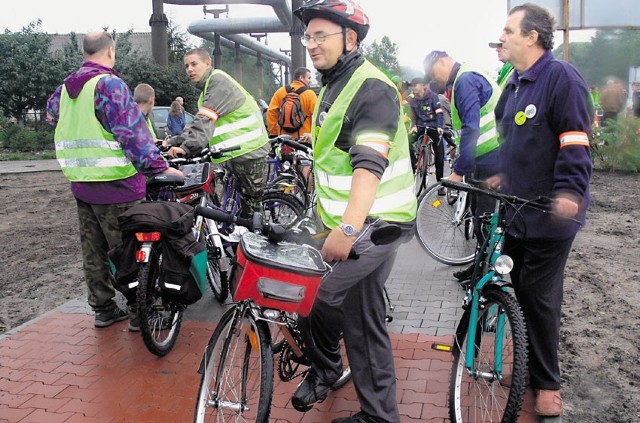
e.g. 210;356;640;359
446;172;464;183
553;195;579;219
165;146;187;158
299;132;311;143
322;227;356;262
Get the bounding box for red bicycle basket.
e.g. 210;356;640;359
231;232;328;316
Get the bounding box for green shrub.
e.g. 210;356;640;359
591;117;640;172
0;122;54;153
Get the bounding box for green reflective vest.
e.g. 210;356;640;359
146;116;157;139
312;60;417;229
198;70;268;163
497;62;515;90
54;75;137;182
450;64;501;158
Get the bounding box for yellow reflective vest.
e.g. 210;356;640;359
54;75;137;182
313;60;417;229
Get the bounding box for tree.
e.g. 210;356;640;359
0;21;68;121
362;35;401;79
558;29;640;86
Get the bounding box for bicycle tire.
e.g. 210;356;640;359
194;306;273;423
416;182;476;265
261;192;305;228
426;140;436;168
413;146;429;197
449;288;528;423
269;174;310;211
202;223;229;303
137;246;183;357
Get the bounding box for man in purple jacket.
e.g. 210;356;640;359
47;31;181;330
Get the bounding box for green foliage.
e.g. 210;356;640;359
559;29;640;86
0;21;69;121
0;118;54;153
361;36;401;79
0;21;278;124
591;117;640;172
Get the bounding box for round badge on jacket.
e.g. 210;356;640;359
525;104;537;118
514;111;527;126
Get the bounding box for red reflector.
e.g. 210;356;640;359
135;232;161;242
136;250;147;262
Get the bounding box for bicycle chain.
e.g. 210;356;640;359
277;343;308;382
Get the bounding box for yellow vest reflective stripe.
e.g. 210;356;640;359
450;64;501;158
198;70;268;163
312;60;417;229
54;74;137;182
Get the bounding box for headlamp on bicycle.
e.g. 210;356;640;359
494;255;514;275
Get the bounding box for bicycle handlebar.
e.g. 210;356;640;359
270;135;313;154
281;138;312;155
440;178;552;212
193;205;402;257
165;145;241;167
194;205;286;242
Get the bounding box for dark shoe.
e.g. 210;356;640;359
291;368;335;412
535;389;563;416
332;411;389;423
128;316;140;332
453;265;474;282
437;187;446;196
94;305;128;328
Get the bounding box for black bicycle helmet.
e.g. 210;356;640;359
294;0;370;42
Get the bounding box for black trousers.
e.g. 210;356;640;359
504;233;576;390
410;126;445;181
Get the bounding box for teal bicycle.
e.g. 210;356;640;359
440;179;553;423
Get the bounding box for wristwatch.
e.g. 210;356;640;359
338;222;360;237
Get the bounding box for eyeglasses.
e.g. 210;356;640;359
300;31;343;47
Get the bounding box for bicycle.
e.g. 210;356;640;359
265;135;315;219
119;145;240;356
438;179;553;423
415;179;476;265
191;207;401;422
412;126;438;196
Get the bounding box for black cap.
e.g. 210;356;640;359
423;50;447;81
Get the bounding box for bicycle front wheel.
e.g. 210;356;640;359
137;246;184;357
414;146;430;197
416;182;476;265
449;288;528;423
194;306;273;423
261;192;304;228
202;222;229;303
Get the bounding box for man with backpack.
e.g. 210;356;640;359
267;67;317;142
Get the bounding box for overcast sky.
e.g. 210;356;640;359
3;0;595;77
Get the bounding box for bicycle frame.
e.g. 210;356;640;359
463;206;510;375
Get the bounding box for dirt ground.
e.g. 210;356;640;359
0;169;638;422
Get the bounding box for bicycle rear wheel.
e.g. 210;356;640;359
261;192;304;228
449;288;528;423
137;246;184;357
194;306;273;423
416;182;476;265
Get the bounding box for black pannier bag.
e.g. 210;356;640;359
108;201;208;305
